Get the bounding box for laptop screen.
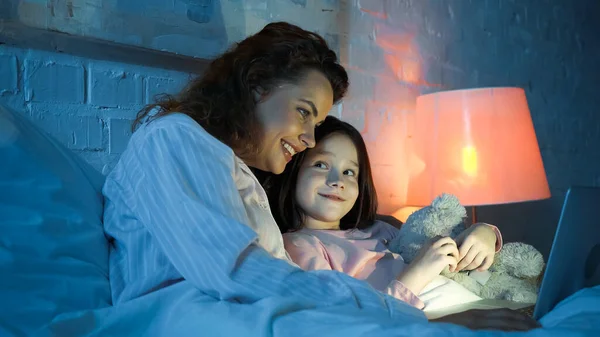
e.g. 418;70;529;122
534;186;600;319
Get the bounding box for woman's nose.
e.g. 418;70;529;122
299;128;316;148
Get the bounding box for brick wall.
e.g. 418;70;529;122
340;0;600;256
2;0;599;256
0;45;191;174
6;0;341;58
1;0;340;174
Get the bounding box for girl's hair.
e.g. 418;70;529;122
266;116;378;233
132;22;348;159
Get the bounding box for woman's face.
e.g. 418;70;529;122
250;70;333;174
294;133;360;230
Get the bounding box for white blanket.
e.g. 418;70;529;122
33;283;600;337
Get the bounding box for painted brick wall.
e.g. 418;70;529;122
340;0;600;256
1;0;341;174
6;0;341;58
2;0;598;256
0;45;191;174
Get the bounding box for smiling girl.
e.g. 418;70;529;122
267;116;503;309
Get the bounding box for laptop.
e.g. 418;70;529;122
425;186;600;321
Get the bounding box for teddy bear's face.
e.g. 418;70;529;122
402;194;467;239
390;194;468;264
421;208;464;238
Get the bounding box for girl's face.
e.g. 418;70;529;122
248;70;333;174
295;133;360;230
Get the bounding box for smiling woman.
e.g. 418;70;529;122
249;70;334;174
131;22;347;174
102;22;423;315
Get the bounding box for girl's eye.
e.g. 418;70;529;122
298;108;310;119
314;162;328;169
344;169;356;177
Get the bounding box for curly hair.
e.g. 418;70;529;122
265;116;379;234
132;22;349;158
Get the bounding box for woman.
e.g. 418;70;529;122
102;21;537;332
103;20;398;311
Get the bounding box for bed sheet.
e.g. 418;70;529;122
31;282;599;337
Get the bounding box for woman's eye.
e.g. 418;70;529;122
297;108;310;119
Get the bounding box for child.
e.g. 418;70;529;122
267;116;502;309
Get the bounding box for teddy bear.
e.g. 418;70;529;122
388;193;545;304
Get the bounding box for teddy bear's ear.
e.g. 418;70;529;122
403;207;424;225
432;193;467;219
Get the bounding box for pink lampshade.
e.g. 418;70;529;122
406;87;551;207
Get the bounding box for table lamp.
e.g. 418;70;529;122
402;87;551;223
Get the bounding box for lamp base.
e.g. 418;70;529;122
471;206;478;225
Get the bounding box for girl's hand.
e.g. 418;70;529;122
454;223;497;272
397;236;459;295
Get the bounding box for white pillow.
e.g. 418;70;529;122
419;275;482;312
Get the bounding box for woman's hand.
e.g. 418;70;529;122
430;308;541;331
397;237;459;295
454;224;497;272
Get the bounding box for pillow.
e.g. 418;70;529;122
0;105;111;335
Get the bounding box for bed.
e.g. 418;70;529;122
1;103;598;336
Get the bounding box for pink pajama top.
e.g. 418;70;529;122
283;221;502;310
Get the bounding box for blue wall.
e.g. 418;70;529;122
339;0;600;257
0;45;190;174
1;0;341;174
5;0;233;59
2;0;599;256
